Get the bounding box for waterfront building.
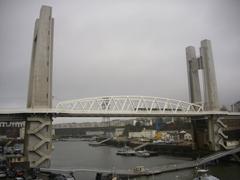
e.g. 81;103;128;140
115;128;124;137
133;118;153;126
154;131;169;140
128;129;156;139
0;122;25;138
184;133;192;141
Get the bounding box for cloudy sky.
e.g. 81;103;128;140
0;0;239;114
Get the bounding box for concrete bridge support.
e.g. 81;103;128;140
200;39;227;151
24;6;54;168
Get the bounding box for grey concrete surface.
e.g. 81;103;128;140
200;39;220;111
24;5;54;168
186;46;202;105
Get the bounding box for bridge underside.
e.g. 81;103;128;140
0;110;240;156
1;112;240;120
1;109;240;119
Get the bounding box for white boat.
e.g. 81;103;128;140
193;169;220;180
116;146;136;156
135;150;150;157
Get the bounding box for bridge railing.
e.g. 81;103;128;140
56;96;203;114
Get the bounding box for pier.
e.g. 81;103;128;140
89;137;113;146
133;142;150;151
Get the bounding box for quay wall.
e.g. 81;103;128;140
101;139;209;158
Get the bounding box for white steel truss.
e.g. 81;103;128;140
56;96;203;114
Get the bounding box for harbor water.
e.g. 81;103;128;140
51;140;240;180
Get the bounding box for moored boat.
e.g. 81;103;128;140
135;150;150;157
116;146;136;156
193;168;220;180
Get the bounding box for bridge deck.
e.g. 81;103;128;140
0;109;240;119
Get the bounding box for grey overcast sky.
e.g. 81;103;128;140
0;0;240;111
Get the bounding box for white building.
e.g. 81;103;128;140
133;118;153;126
129;129;156;139
184;133;192;141
115;128;124;137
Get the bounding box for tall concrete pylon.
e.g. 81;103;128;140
200;39;220;111
200;39;222;151
25;5;54;168
186;46;202;150
186;40;227;151
186;46;202;104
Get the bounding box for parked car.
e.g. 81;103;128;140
14;144;22;154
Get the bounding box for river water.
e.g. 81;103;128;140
51;140;240;180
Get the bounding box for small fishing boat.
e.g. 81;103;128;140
116;146;136;156
135;150;150;157
193;168;220;180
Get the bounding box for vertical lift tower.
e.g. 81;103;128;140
186;40;228;151
25;6;54;168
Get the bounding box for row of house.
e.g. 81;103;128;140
114;128;192;142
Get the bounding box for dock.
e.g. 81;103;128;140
89;137;112;146
133;142;150;151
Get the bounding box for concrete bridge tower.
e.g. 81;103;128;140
186;46;202;105
25;6;54;168
186;46;202;150
186;40;227;151
200;39;225;151
200;39;220;111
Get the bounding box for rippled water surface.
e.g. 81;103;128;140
51;141;240;180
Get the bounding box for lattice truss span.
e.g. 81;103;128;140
56;96;203;114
